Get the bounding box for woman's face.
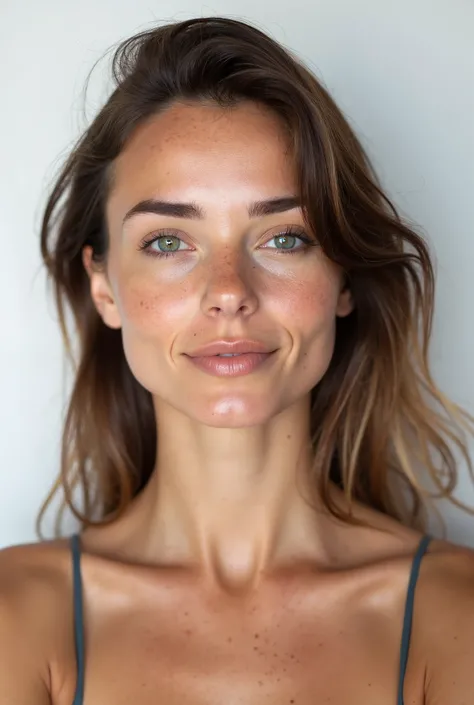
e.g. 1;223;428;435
87;100;353;427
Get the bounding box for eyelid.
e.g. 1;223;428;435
137;229;194;252
266;225;307;238
259;225;314;246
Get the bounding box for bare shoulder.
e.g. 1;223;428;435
0;538;73;609
0;539;74;704
416;536;474;703
422;535;474;600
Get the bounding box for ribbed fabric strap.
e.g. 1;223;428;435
71;533;85;705
397;534;432;705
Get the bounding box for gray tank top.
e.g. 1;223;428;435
70;532;432;705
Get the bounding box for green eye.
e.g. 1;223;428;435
155;235;181;252
273;234;298;250
138;226;317;260
138;231;190;259
263;227;316;253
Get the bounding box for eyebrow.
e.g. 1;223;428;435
122;196;301;224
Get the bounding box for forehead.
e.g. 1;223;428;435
107;101;297;210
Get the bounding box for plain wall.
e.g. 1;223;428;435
1;0;473;548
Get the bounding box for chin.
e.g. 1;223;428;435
188;395;278;428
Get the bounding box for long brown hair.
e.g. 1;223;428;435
38;16;473;538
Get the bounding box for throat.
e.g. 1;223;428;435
208;534;269;593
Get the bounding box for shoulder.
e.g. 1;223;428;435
420;537;474;614
0;539;75;703
0;538;72;612
415;537;474;702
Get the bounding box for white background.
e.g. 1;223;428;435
1;0;473;548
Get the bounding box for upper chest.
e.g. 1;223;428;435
53;564;425;705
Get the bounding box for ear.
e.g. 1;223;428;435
82;246;122;329
335;277;354;318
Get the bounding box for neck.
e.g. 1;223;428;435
115;397;342;591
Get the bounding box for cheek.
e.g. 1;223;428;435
111;275;195;391
267;268;341;386
269;269;340;331
116;276;192;336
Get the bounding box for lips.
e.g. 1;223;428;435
185;349;276;377
186;339;276;358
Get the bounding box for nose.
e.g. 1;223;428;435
200;249;259;319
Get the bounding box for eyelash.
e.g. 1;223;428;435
137;226;317;259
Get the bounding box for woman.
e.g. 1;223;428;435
1;15;473;705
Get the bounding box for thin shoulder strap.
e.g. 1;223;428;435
397;533;432;705
71;533;85;705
